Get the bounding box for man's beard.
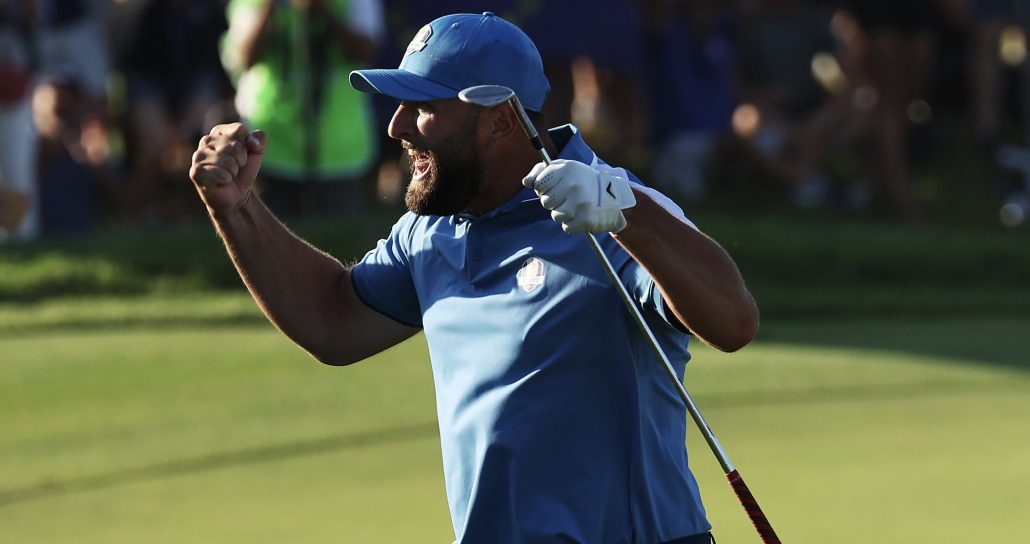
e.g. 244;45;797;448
403;116;484;216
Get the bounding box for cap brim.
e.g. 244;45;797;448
349;69;460;102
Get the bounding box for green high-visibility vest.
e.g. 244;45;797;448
223;0;377;181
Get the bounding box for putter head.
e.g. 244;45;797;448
458;85;515;107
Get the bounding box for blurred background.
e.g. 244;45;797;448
1;0;1028;542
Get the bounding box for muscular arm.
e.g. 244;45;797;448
613;189;759;352
213;196;419;365
191;123;418;365
522;158;758;351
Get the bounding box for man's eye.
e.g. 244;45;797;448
397;100;433;113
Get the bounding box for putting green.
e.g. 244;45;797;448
2;318;1027;542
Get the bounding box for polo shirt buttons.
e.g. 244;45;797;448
472;250;482;261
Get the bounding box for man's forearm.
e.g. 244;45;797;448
211;193;353;358
613;190;759;352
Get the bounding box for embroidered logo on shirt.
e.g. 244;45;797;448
516;257;546;293
406;25;432;55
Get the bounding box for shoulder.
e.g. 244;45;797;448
382;211;454;249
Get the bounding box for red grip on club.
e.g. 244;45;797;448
726;469;781;543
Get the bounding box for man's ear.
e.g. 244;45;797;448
479;105;518;146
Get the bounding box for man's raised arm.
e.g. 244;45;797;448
189;123;419;365
522;159;759;352
613;189;759;352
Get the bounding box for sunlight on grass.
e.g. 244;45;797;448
2;319;1028;543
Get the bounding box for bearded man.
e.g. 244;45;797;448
190;12;758;544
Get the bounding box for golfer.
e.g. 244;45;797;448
190;12;758;544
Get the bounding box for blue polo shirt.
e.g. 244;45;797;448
352;125;710;543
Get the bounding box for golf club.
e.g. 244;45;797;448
459;84;781;544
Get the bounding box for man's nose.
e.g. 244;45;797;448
387;103;415;141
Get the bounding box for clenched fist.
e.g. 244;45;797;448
189;123;266;214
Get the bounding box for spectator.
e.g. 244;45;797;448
841;0;951;221
970;0;1010;145
521;0;651;172
221;0;384;218
33;0;110;119
970;0;1030;225
0;0;39;240
732;0;868;209
643;0;738;200
120;0;232;223
33;66;118;235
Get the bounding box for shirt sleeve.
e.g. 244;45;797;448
614;247;690;335
351;216;423;328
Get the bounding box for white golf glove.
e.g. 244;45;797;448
522;159;637;233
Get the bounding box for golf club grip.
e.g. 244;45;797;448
529;134;547;156
726;469;781;543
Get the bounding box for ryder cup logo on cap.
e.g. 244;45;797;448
406;25;432;54
349;12;550;112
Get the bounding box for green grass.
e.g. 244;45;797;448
2;317;1028;543
690;319;1030;542
0;293;263;333
0;326;452;542
3;207;1028;541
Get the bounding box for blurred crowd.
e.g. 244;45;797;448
3;0;1030;241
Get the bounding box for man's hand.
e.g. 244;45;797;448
189;123;266;215
522;159;636;233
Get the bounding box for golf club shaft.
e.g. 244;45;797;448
505;94;780;543
583;229;781;544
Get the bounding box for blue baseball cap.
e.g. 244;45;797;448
350;12;550;112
